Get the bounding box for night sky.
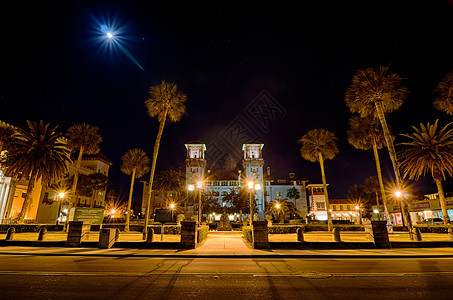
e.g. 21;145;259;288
1;1;453;205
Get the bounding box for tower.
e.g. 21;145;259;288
242;142;265;219
185;141;207;185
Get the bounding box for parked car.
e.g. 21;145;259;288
422;218;444;225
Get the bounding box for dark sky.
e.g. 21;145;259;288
1;1;453;204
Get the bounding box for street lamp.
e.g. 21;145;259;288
57;191;65;225
395;189;414;240
169;203;176;222
394;190;406;227
197;181;203;224
248;181;261;225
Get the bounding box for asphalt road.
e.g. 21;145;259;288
1;254;453;299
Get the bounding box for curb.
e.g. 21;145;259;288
1;251;453;259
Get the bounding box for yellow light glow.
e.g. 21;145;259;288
170;204;175;209
355;205;360;210
188;184;195;191
197;181;203;189
58;192;65;199
276;203;280;209
395;191;402;198
248;181;254;189
254;183;261;191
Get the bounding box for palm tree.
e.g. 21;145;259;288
347;116;390;222
347;184;368;224
345;65;409;190
398;120;453;225
0;121;16;153
143;81;187;236
4;121;71;223
153;170;185;208
86;173;108;208
0;121;17;164
299;129;338;230
363;176;383;220
265;199;298;224
66;124;102;217
433;70;453;115
120;148;150;232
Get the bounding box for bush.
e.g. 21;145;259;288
268;225;304;234
242;226;253;243
197;225;209;243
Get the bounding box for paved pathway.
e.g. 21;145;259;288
194;231;252;255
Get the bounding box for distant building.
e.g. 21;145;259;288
0;153;111;223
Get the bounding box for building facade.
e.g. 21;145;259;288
0;154;111;223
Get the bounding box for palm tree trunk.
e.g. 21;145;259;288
318;153;333;231
434;177;450;225
372;141;391;223
143;109;168;237
125;168;136;232
17;170;37;223
67;146;84;226
374;101;402;188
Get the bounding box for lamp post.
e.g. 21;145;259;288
57;192;65;225
395;189;414;240
247;181;261;225
170;203;175;222
197;181;203;224
354;205;362;224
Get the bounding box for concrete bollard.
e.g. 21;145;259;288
332;228;341;242
448;227;453;241
146;228;154;243
6;227;15;240
296;227;304;242
38;226;47;241
413;228;422;241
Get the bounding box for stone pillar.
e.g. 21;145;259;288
364;220;391;249
66;221;91;247
413;228;422;241
332;228;341;242
252;220;269;249
38;226;47;241
448;226;453;241
5;227;15;240
146;228;154;243
297;227;304;242
180;221;197;249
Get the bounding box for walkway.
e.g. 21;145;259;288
194;231;253;255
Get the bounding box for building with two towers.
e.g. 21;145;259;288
143;141;308;221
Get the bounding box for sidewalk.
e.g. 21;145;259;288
1;231;453;258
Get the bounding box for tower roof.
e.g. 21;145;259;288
185;141;206;151
242;142;264;151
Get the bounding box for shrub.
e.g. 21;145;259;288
197;225;209;243
268;225;304;234
242;226;253;243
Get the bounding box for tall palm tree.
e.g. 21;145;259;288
398;120;453;225
347;116;390;222
4;121;71;223
66;124;102;216
143;81;187;236
299;129;338;230
345;65;409;190
433;70;453;115
120;148;150;232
